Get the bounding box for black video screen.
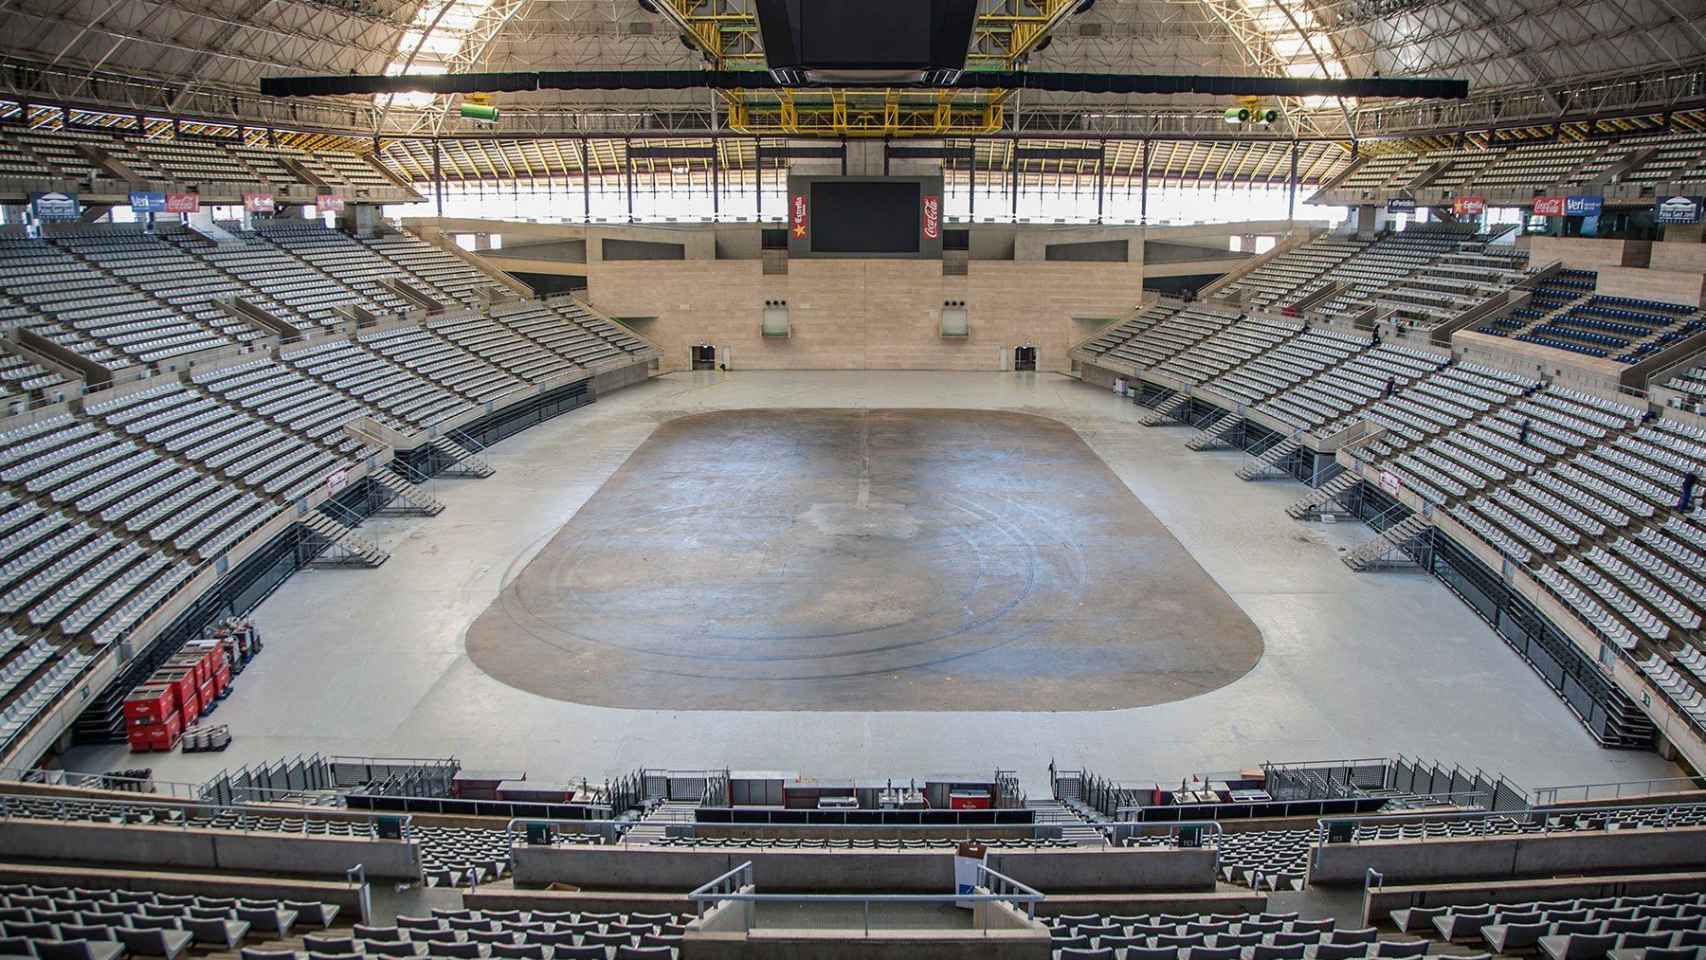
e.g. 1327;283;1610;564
810;180;921;254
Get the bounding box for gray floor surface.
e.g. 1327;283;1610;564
65;371;1682;795
465;407;1262;711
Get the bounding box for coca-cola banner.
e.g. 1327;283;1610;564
165;193;200;213
922;194;941;240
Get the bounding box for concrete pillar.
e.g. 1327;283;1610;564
474;234;493;251
337;205;382;237
1355;205;1379;239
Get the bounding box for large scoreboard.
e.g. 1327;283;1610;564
786;175;945;259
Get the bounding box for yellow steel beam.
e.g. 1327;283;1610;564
972;0;1078;66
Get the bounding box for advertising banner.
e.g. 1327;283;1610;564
1531;196;1565;216
165;192;201;213
1656;195;1703;224
242;192;274;213
1451;196;1486;216
129;191;167;213
790;192;808;240
1386;197;1416;213
1565;195;1603;217
921;194;941;240
316;194;345;213
29;191;81;221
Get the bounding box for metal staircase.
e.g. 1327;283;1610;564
429;434;495;478
1286;472;1360;520
1140;392;1188;427
1236;435;1303;481
1185;412;1242;451
623;800;699;844
299;512;389;567
1343;514;1432;571
1026;799;1109;846
372;469;445;516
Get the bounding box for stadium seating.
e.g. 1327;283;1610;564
0;218;660;761
0;127;411;196
0;880;348;960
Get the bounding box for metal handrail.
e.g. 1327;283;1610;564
685;860;1047;932
1529;776;1706;806
345;864;370;925
1311;798;1706;845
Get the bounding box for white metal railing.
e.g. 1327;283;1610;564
0;764;312;804
1529;776;1706;806
686;859;1047;932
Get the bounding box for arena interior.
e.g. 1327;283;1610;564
3;0;1706;956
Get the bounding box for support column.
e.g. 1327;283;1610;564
623;137;634;223
755;140;763;220
1288;140;1299;223
1096;138;1107;224
1139;139;1150;224
1011;141;1020;220
432;139;443;218
967;143;976;221
581;137;591;224
711;142;720;222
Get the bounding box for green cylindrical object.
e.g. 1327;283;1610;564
460;102;500;122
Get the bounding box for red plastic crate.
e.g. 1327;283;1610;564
122;684;177;724
146;712;183;751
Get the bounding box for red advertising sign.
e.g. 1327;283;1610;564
1532;196;1565;216
1452;195;1486;216
316;194;346;213
790;192;808;240
165;192;200;213
242;192;274;212
922;194;941;241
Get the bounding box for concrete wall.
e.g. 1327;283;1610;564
511;849;1221;893
1310;826;1706;885
465;888;695;916
511;845;1215;893
1528;237;1651;270
1037;891;1268;917
682;929;1049;960
585;258;1142;373
1595;265;1706;306
1649;241;1706;274
0;819;421;880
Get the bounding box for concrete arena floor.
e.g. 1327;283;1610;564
66;371;1680;793
465;408;1262;710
